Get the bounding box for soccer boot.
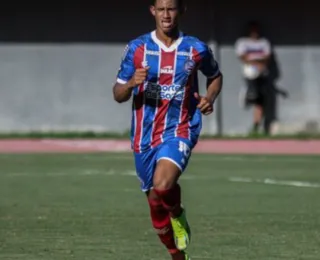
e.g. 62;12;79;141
170;208;191;250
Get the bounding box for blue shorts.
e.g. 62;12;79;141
134;137;195;192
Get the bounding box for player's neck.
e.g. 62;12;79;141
155;28;180;48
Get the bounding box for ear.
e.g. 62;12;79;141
150;5;156;16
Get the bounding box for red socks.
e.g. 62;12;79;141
147;184;183;255
148;196;179;254
153;184;182;217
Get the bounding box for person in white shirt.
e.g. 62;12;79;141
235;21;271;133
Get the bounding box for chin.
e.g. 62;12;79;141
162;28;172;33
161;26;177;35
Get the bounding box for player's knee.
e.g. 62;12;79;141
147;190;168;225
154;178;175;191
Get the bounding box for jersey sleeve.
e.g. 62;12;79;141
199;44;220;79
262;38;271;56
116;43;136;84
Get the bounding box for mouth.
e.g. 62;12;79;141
161;21;172;28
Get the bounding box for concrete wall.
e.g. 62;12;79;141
0;2;319;135
0;44;130;132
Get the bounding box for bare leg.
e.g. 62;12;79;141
253;104;263;133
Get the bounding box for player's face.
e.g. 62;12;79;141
150;0;182;34
249;27;260;39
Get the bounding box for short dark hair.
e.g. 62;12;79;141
151;0;185;8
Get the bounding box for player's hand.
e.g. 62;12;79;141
194;92;214;115
128;67;150;88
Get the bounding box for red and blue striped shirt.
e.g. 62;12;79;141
117;31;220;153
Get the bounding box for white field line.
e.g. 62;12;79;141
229;177;320;188
4;170;320;189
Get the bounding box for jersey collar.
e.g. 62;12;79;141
151;30;183;52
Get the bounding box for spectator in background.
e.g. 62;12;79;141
235;20;272;134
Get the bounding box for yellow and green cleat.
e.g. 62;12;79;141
170;208;191;251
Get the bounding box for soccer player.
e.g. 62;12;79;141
112;0;222;259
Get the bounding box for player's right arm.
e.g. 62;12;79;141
113;68;149;103
113;43;149;103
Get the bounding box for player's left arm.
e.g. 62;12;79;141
205;71;223;105
259;39;271;63
195;45;223;115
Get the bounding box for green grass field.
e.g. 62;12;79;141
1;153;320;260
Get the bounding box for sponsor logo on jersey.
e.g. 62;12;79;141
145;82;184;101
146;50;160;56
160;66;174;74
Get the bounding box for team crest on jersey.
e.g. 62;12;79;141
184;59;196;75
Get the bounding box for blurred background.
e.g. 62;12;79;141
1;1;319;137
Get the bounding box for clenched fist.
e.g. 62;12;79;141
194;92;214;115
128;67;150;88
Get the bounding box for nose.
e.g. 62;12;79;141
164;9;170;18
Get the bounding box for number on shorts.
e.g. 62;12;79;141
178;141;190;157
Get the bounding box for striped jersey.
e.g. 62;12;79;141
235;37;271;61
116;30;220;153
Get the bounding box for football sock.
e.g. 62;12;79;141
154;183;182;218
148;196;179;254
